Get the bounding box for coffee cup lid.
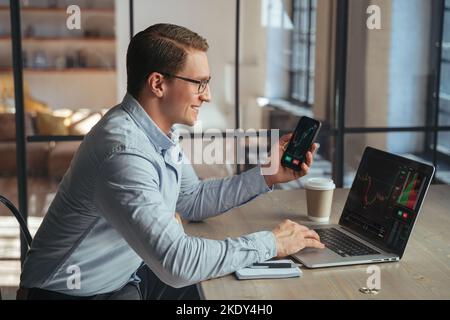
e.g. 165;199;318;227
305;178;335;191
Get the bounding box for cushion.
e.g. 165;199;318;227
35;112;69;136
69;112;102;135
24;97;50;113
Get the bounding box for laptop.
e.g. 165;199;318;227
293;146;435;268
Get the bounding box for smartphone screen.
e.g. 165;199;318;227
281;116;321;171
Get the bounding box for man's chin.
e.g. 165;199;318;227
185;120;196;127
176;119;197;127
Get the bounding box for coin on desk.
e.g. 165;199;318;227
359;287;380;295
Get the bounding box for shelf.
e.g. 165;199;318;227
0;68;116;74
0;6;114;14
0;3;117;110
0;36;116;43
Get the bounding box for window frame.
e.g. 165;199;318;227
289;0;316;108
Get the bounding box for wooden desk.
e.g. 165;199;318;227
184;185;450;299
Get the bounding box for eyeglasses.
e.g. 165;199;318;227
161;72;210;94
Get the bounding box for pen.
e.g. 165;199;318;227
249;263;297;269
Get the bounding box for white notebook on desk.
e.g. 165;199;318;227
235;259;302;280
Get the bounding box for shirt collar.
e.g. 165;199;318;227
121;93;178;152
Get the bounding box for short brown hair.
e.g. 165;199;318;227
126;23;209;98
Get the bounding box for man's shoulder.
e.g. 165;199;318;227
83;105;159;165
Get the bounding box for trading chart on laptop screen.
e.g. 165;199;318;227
341;150;428;254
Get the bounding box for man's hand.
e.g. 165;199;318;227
272;219;325;257
263;133;318;187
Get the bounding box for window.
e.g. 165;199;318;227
437;0;450;155
290;0;316;106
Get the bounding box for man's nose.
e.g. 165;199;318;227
199;84;211;102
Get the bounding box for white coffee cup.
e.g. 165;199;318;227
304;178;336;222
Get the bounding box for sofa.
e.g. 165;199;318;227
0;112;82;178
0;74;82;178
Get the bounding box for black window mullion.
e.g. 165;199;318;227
432;0;446;172
290;0;315;107
9;0;28;266
334;0;349;188
305;0;312;105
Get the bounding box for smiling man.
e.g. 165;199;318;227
18;24;323;300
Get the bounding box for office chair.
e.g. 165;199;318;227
0;195;33;300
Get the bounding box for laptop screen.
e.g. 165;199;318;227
339;147;435;258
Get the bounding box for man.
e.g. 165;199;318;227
19;24;324;300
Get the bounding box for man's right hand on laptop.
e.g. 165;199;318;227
272;219;325;257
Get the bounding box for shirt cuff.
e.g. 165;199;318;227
259;166;275;192
245;230;277;261
241;165;274;196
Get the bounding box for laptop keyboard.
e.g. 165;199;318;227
314;228;380;257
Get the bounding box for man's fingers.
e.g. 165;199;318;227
286;220;310;231
304;238;325;249
305;151;313;167
283;220;309;231
301;163;309;174
282;133;293;140
295;224;310;231
274;134;292;153
302;229;321;242
280;133;293;144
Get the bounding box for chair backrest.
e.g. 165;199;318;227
0;195;33;247
0;195;32;300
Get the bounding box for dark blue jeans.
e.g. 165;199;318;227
23;264;200;300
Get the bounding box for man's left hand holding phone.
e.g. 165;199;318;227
262;134;318;189
261;118;325;258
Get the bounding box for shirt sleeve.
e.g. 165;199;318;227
176;161;273;221
94;151;277;288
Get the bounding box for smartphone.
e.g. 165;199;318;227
281;116;321;171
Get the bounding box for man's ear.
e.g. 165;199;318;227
146;72;165;98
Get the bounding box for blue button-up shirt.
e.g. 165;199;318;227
20;94;277;296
